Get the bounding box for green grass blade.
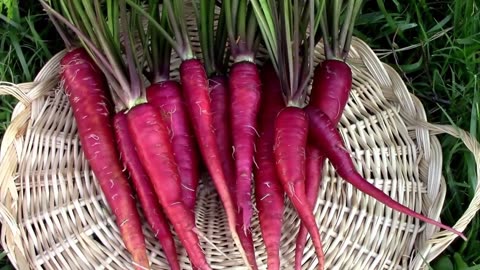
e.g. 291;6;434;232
10;35;31;81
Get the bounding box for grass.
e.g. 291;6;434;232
356;0;480;268
0;0;61;137
0;0;478;269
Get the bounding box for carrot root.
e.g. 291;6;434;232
179;59;249;267
229;61;262;233
294;146;325;270
146;80;200;214
305;105;467;241
127;103;211;270
309;60;352;123
114;112;180;270
209;75;235;194
274;107;325;270
255;62;286;270
61;48;149;270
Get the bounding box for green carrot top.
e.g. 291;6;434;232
320;0;364;61
252;0;324;107
41;0;148;110
224;0;260;64
126;0;196;62
193;0;229;77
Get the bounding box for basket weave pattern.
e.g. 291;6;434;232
0;38;479;270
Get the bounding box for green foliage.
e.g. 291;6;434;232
0;0;61;136
432;253;480;270
0;252;13;270
0;0;19;19
356;0;480;267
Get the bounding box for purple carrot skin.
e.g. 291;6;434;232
274;107;325;270
254;62;286;270
309;60;352;124
209;75;235;194
229;61;262;269
294;146;324;270
127;103;212;270
61;48;149;270
113;112;181;270
294;60;352;269
178;59;246;261
236;223;258;270
305;105;468;240
210;74;258;269
229;61;262;231
146;80;199;213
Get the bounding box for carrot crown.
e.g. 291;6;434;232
126;0;196;62
320;0;364;60
41;0;147;110
223;0;260;64
252;0;324;106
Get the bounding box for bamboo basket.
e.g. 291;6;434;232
1;36;480;270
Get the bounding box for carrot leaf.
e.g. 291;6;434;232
252;0;324;106
319;0;365;60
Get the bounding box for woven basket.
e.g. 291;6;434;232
1;36;480;270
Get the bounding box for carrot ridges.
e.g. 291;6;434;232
146;80;200;215
127;103;211;270
274;107;325;270
178;59;248;266
61;48;149;270
229;61;262;232
113;111;181;270
305;105;467;241
254;62;286;270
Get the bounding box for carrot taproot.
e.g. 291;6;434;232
122;0;249;263
127;103;211;270
305;105;467;240
293;0;365;264
274;106;325;270
295;60;351;269
254;62;286;270
294;146;324;270
113;111;180;270
146;80;200;214
229;61;262;269
221;0;263;264
209;73;260;269
229;61;262;234
211;67;259;270
179;60;243;258
60;48;149;269
209;75;235;194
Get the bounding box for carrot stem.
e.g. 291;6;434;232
119;0;142;106
318;0;364;60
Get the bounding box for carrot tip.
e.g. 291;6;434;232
131;252;150;270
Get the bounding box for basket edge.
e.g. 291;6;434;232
374;58;480;269
0;50;66;270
